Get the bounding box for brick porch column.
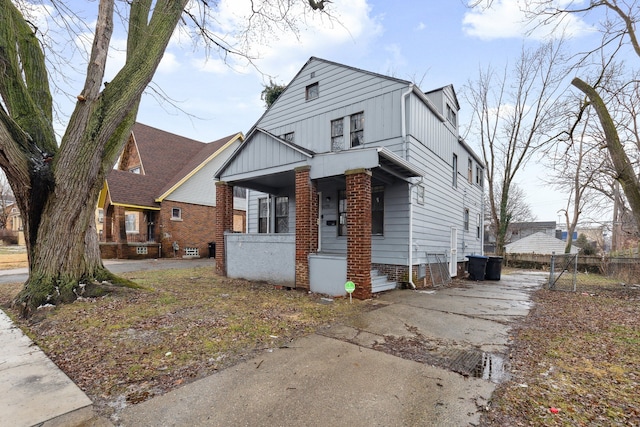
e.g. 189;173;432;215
215;181;234;276
295;166;318;290
346;168;372;299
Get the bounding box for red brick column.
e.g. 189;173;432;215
215;181;234;276
346;168;372;299
295;166;317;291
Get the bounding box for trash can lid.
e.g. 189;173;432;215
466;255;489;259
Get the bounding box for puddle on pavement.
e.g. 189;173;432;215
444;348;510;383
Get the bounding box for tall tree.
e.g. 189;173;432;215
464;41;567;255
521;0;640;238
0;0;330;316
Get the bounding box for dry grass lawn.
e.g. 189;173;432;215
0;266;368;421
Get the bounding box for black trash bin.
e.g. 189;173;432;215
208;242;216;258
485;256;503;280
466;255;488;281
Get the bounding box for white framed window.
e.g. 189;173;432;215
446;104;457;126
416;185;425;205
452;154;458;188
350;112;364;147
171;207;182;220
476;166;483;187
464;208;470;232
97;209;104;223
306;82;319;100
467;159;473;183
476;213;481;239
125;213;138;233
331;118;344;151
258;198;269;233
275;196;289;233
282;132;294;143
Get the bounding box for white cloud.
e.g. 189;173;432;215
462;0;594;41
415;22;426;31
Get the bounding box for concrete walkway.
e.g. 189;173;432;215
119;271;546;427
0;265;545;426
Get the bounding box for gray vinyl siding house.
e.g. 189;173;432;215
215;57;484;297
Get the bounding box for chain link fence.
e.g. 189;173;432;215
547;253;640;292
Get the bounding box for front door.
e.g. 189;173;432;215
450;227;457;277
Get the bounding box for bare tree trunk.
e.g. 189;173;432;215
572;77;640;233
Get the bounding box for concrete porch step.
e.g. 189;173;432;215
371;270;397;293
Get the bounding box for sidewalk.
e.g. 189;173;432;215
0;309;95;427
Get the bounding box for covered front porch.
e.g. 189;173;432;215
214;129;423;298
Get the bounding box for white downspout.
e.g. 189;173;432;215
401;84;414;161
403;84;417;289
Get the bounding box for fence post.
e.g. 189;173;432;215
573;252;579;292
549;251;555;289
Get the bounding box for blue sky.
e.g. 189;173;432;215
40;1;615;223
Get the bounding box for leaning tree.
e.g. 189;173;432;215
0;0;331;316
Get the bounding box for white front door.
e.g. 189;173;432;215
450;227;458;277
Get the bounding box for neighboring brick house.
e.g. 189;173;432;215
98;123;245;259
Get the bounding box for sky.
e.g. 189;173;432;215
31;0;626;225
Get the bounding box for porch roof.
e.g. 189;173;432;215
216;129;424;193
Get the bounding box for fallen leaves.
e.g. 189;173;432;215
1;267;365;420
482;281;640;426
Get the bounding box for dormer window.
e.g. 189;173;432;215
306;82;319;101
446;104;457;126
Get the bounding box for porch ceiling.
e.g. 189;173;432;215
230;170;295;196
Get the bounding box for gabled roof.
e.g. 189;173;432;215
105;123;242;210
504;231;578;254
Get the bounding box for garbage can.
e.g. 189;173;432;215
485;256;503;280
208;242;216;258
466;255;489;281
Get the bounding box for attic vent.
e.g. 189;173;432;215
310;71;316;78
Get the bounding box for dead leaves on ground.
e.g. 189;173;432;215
482;284;640;426
1;267;363;419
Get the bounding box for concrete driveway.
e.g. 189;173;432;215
119;271;546;427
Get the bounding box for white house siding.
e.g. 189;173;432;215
246;188;296;234
257;60;408;155
223;132;308;177
407;90;484;264
167;139;241;206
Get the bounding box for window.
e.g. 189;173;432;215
306;82;319;100
97;209;104;223
275;196;289;233
372;186;384;235
125;213;138;233
350;112;364;147
184;247;199;257
476;213;481;239
468;159;473;183
452;154;458;188
233;187;247;198
338;190;347;236
331;118;344;151
476;166;482;186
337;187;385;236
282;132;294;143
258;198;269;233
416;185;425;205
464;208;469;232
446;104;457;126
130;166;141;174
171;207;181;220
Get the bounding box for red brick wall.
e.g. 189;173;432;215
158;200;217;258
119;136;141;171
346;169;372;299
294;166;317;291
214;182;234;275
